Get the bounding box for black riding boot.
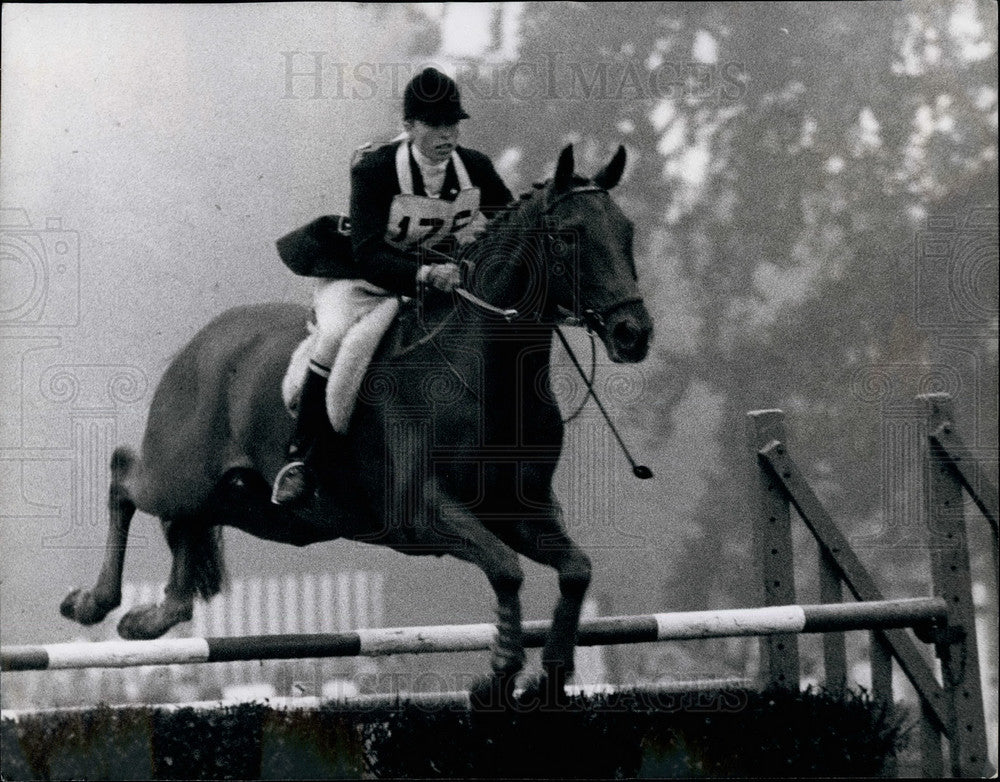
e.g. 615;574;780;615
271;368;329;505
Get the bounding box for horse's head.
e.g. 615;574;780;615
540;145;653;363
462;144;652;362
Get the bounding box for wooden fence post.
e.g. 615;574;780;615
819;545;846;694
870;630;897;777
919;702;945;779
747;409;799;690
920;393;990;777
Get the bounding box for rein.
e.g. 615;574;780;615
559;330;597;424
554;326;653;479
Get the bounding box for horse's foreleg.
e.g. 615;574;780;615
60;447;137;625
493;510;592;690
542;540;592;688
427;485;526;693
117;519;211;640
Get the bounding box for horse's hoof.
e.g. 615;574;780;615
468;672;518;711
117;604;167;640
60;588;112;625
60;588;83;620
515;672;574;712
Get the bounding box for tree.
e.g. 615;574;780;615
452;1;997;649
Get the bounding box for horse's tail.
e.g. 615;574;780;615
164;520;227;601
190;526;227;601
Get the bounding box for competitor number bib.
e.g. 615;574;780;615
385;189;481;250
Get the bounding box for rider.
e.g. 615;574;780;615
272;67;513;505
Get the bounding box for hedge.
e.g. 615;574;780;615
1;686;905;779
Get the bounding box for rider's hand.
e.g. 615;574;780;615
456;213;489;246
420;262;462;293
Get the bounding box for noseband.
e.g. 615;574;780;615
580;296;645;334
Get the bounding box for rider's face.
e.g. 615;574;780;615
405;119;460;164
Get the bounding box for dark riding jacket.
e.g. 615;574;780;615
349;140;513;297
276;141;512;295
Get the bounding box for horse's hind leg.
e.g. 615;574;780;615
118;519;224;640
60;447;137;625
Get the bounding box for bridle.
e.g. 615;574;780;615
424;182;639;329
414;181;652;478
542;184;644;335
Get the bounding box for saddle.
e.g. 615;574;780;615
281;293;400;434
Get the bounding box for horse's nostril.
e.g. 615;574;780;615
613;321;639;347
610;319;650;361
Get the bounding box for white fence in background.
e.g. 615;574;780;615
3;571;385;709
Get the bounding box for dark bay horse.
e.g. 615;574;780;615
60;144;653;699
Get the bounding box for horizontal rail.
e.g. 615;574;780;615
2;597;947;672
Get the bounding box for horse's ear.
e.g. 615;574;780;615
594;145;627;190
553;145;575;191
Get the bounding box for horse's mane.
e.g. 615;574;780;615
482;173;593;234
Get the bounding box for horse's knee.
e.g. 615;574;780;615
558;551;591;598
488;560;524;596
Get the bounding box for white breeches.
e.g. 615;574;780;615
309;278;393;373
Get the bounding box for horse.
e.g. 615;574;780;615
60;144;653;702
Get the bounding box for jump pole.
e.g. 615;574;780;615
3;597;946;672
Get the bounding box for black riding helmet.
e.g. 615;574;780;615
403;67;470;125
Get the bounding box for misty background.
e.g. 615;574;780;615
1;1;996;738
